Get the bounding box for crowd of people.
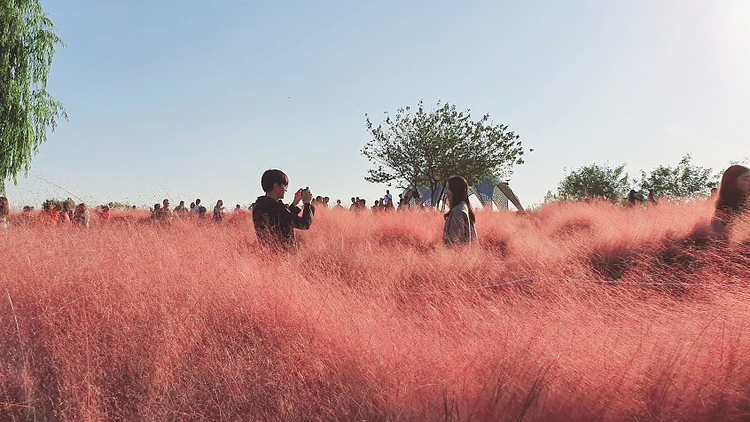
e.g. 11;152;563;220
1;165;748;249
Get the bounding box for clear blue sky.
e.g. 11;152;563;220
6;0;750;208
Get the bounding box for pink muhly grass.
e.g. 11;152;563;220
0;200;749;421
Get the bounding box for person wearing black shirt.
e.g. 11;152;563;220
252;169;314;249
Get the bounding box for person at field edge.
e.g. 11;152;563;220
213;200;226;222
192;198;202;213
627;190;638;207
252;169;314;249
443;175;478;246
335;199;344;210
711;165;750;241
384;189;393;206
73;203;91;228
58;203;72;227
160;199;173;221
95;205;111;222
41;202;58;226
0;196;9;229
174;200;188;214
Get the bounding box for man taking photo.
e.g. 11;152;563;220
252;169;315;249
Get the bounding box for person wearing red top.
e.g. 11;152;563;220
95;205;111;222
40;202;59;226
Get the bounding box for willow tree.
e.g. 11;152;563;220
362;101;525;206
0;0;66;194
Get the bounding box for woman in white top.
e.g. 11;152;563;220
443;176;478;246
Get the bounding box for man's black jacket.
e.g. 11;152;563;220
252;196;314;248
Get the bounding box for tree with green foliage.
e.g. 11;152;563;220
638;154;718;198
555;163;630;202
1;0;66;194
362;100;525;206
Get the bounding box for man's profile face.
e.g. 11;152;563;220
272;182;288;199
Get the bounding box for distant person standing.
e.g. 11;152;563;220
58;203;72;227
213;200;226;222
95;205;111;222
174;200;188;214
160;199;173;221
443;176;478;246
627;190;638;207
647;189;658;205
73;203;91;228
350;197;357;210
192;199;202;214
41;202;58;226
235;204;242;212
0;197;9;229
252;169;315;249
335;199;344;210
711;165;750;240
384;190;393;206
152;203;161;220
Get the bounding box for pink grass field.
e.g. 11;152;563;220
1;201;750;421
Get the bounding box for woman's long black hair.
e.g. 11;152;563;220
716;165;750;212
444;176;475;224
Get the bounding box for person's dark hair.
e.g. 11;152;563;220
717;165;750;212
0;196;8;217
445;176;475;224
261;169;289;193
